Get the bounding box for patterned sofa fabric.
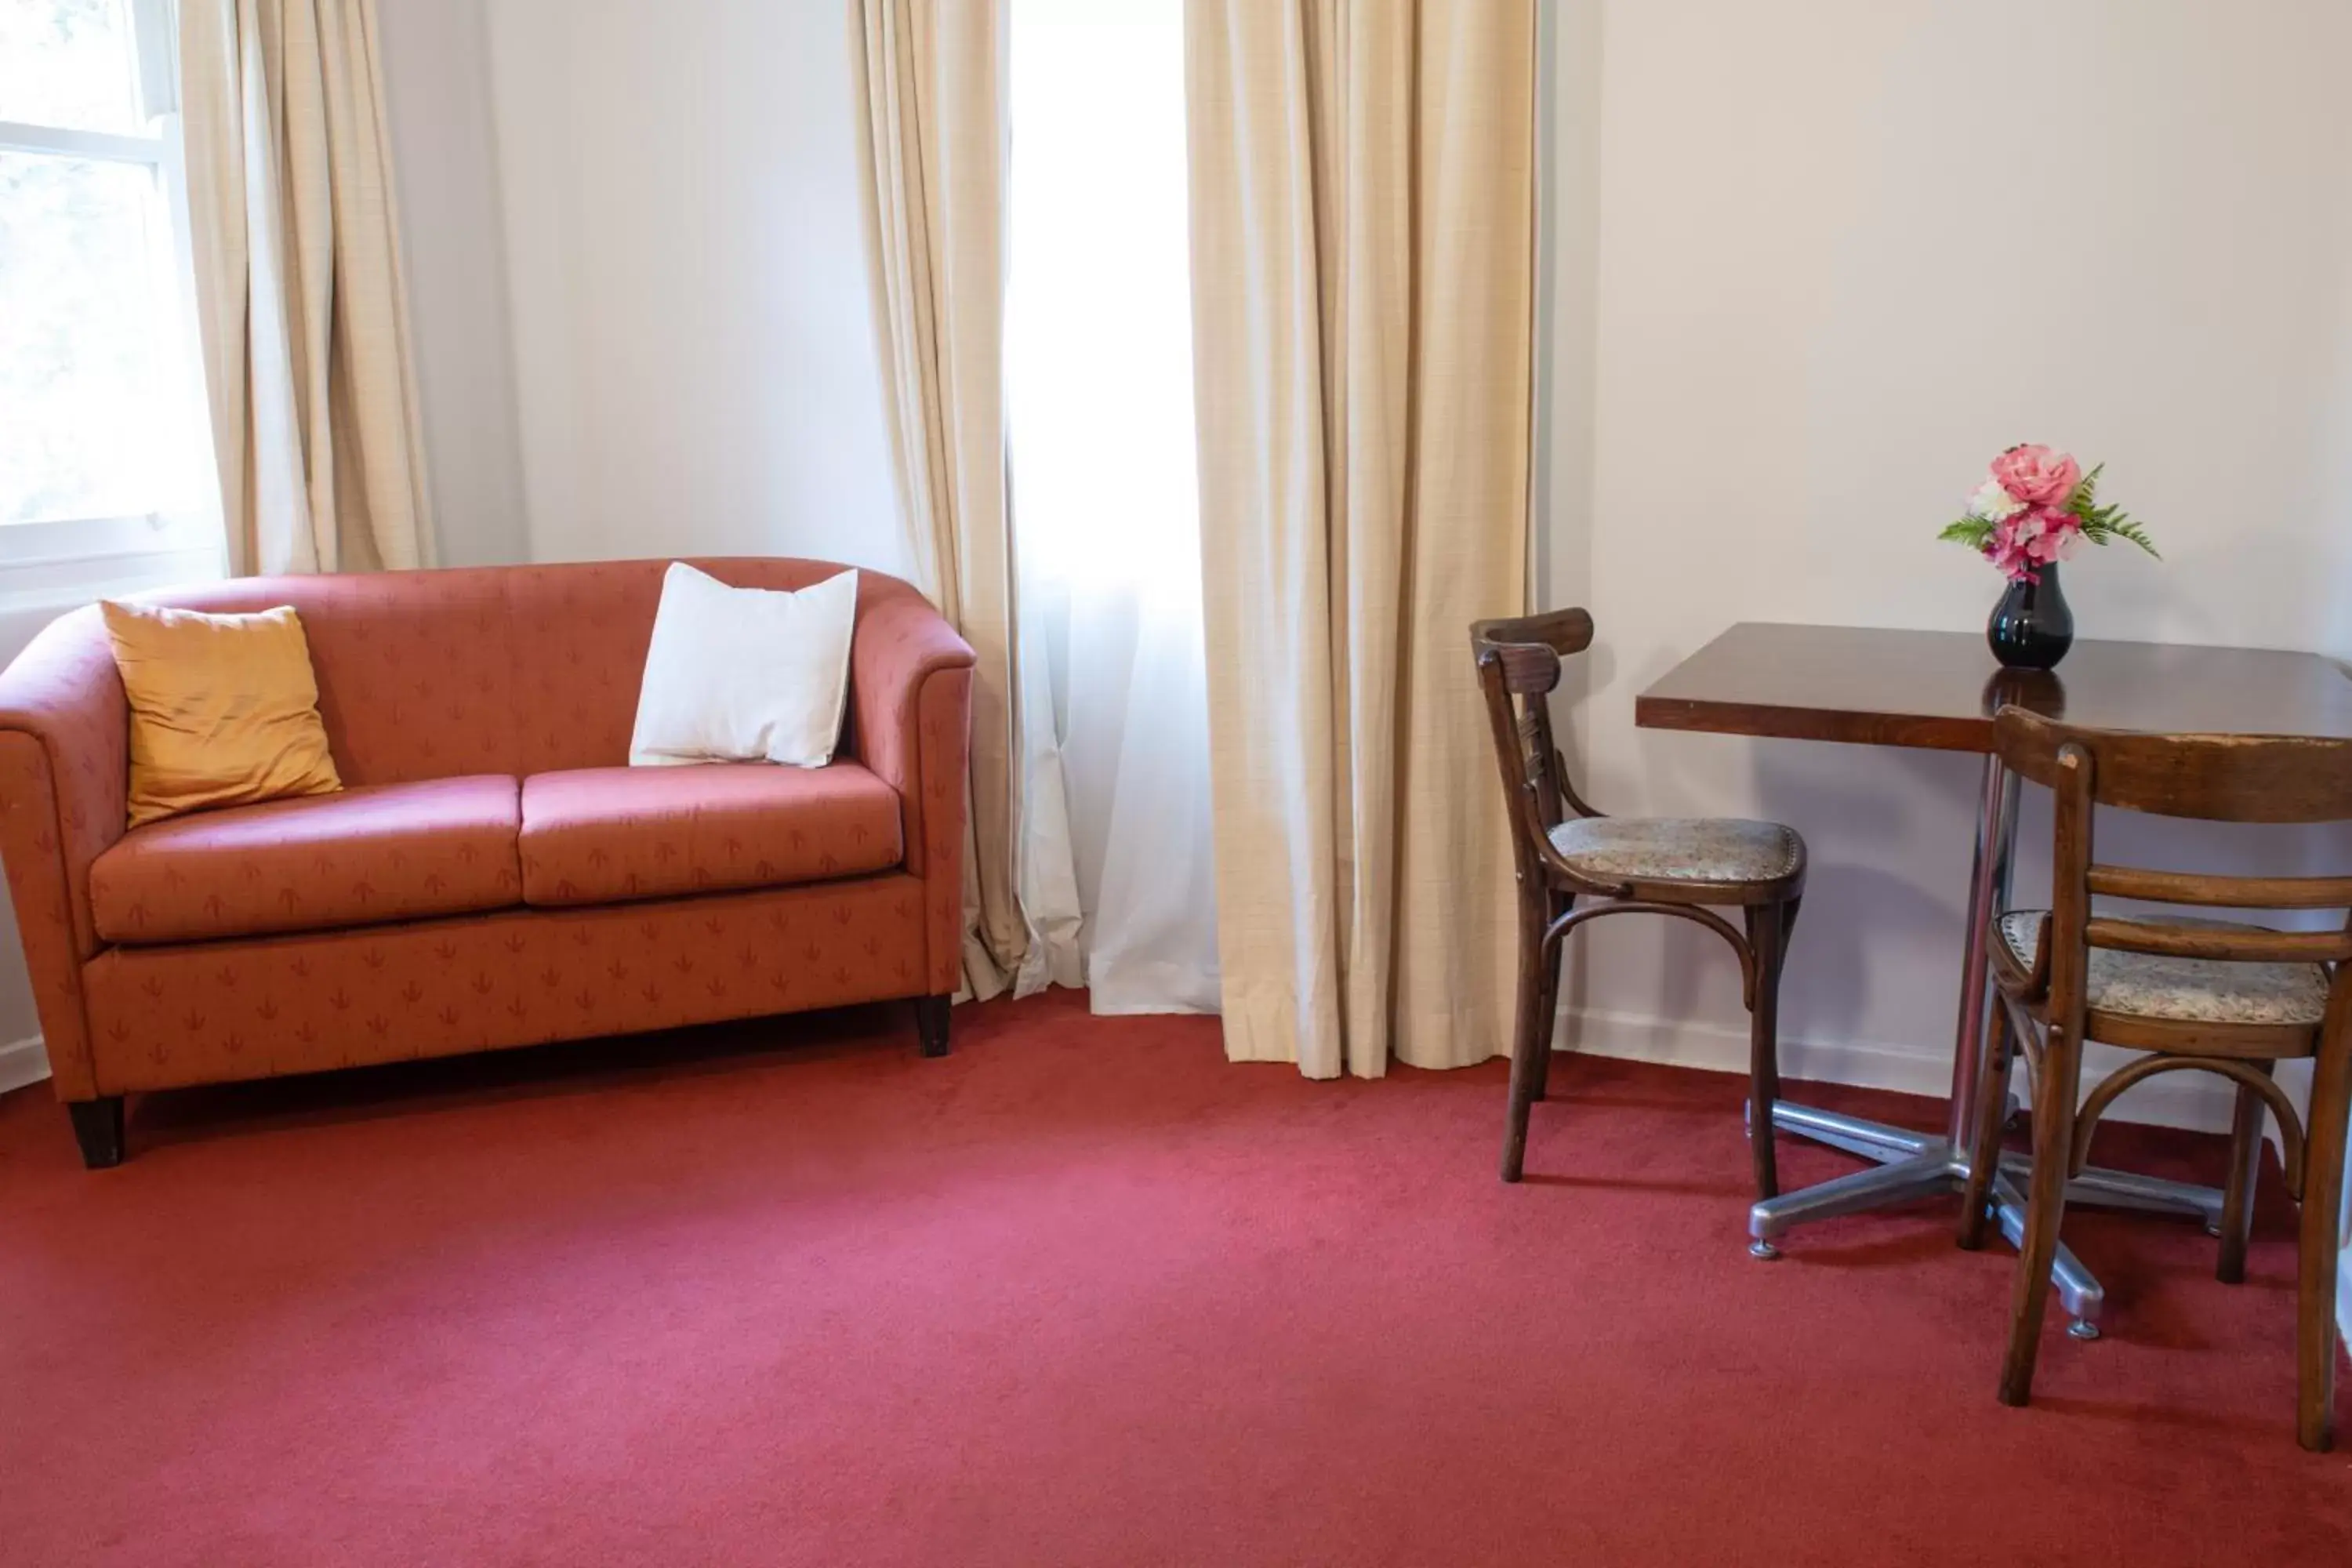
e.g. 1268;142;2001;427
0;625;136;1100
107;566;529;783
846;593;976;1000
89;775;525;945
0;558;978;1109
81;873;934;1094
518;763;902;908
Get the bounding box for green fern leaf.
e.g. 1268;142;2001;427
1939;517;1994;550
2071;462;2103;510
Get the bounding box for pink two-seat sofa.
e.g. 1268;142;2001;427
0;558;975;1167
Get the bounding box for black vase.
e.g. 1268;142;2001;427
1987;563;2074;670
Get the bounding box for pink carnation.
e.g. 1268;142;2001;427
1989;445;2082;509
1984;528;2035;583
1983;506;2082;581
2026;507;2079;564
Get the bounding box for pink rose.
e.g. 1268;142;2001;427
1989;445;2082;509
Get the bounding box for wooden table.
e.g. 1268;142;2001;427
1638;624;2352;1331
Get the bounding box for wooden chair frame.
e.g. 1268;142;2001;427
1957;707;2352;1452
1472;612;1806;1204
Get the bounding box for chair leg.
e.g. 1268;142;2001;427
2000;1026;2082;1407
1528;895;1570;1103
2216;1069;2270;1286
1957;999;2017;1251
1743;901;1789;1203
1499;912;1553;1185
2296;1029;2349;1452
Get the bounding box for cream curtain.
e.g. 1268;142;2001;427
180;0;434;578
851;0;1080;1000
1184;0;1537;1076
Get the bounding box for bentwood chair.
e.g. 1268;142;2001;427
1958;708;2352;1452
1472;612;1808;1219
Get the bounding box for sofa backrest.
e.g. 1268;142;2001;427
142;559;927;784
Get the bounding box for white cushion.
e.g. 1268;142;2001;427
628;564;858;769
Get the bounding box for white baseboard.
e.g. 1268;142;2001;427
0;1033;49;1097
1558;1006;2238;1134
0;1008;2267;1136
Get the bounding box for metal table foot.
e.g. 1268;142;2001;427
1989;1171;2105;1329
1749;1142;1964;1243
1751;1131;2107;1332
1740;756;2019;1256
1767;1101;1934;1166
1736;753;2225;1338
2033;1155;2224;1228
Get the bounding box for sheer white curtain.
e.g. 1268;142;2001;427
1005;0;1218;1013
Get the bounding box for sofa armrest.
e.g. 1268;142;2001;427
849;592;975;996
0;606;128;1099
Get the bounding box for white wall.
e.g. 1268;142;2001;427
377;0;532;568
481;0;908;575
379;1;914;573
1547;0;2352;1132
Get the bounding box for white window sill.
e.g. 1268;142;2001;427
0;515;227;622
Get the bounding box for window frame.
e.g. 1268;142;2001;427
0;0;223;597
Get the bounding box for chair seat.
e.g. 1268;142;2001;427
89;776;524;944
1996;911;2332;1028
519;762;902;908
1546;816;1802;887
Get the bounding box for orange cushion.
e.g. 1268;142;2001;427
102;600;342;827
518;764;902;908
89;776;524;944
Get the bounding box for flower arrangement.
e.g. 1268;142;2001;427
1937;445;2158;582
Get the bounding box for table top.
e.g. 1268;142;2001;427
1635;623;2352;754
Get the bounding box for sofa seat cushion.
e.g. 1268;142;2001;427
519;763;902;908
89;775;524;944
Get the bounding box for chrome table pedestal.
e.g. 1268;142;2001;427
1744;755;2228;1336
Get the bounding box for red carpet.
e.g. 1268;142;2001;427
2;990;2345;1566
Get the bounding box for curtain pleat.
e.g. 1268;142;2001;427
1185;0;1537;1076
180;0;434;577
851;0;1080;1000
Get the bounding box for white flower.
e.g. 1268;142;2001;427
1968;480;2025;523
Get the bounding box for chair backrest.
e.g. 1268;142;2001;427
1471;609;1599;881
1991;707;2352;1041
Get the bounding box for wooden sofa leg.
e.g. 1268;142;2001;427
915;995;952;1058
67;1097;125;1170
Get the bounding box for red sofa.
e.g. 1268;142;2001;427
0;558;975;1167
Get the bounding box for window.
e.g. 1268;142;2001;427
0;0;219;600
1004;0;1219;1011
